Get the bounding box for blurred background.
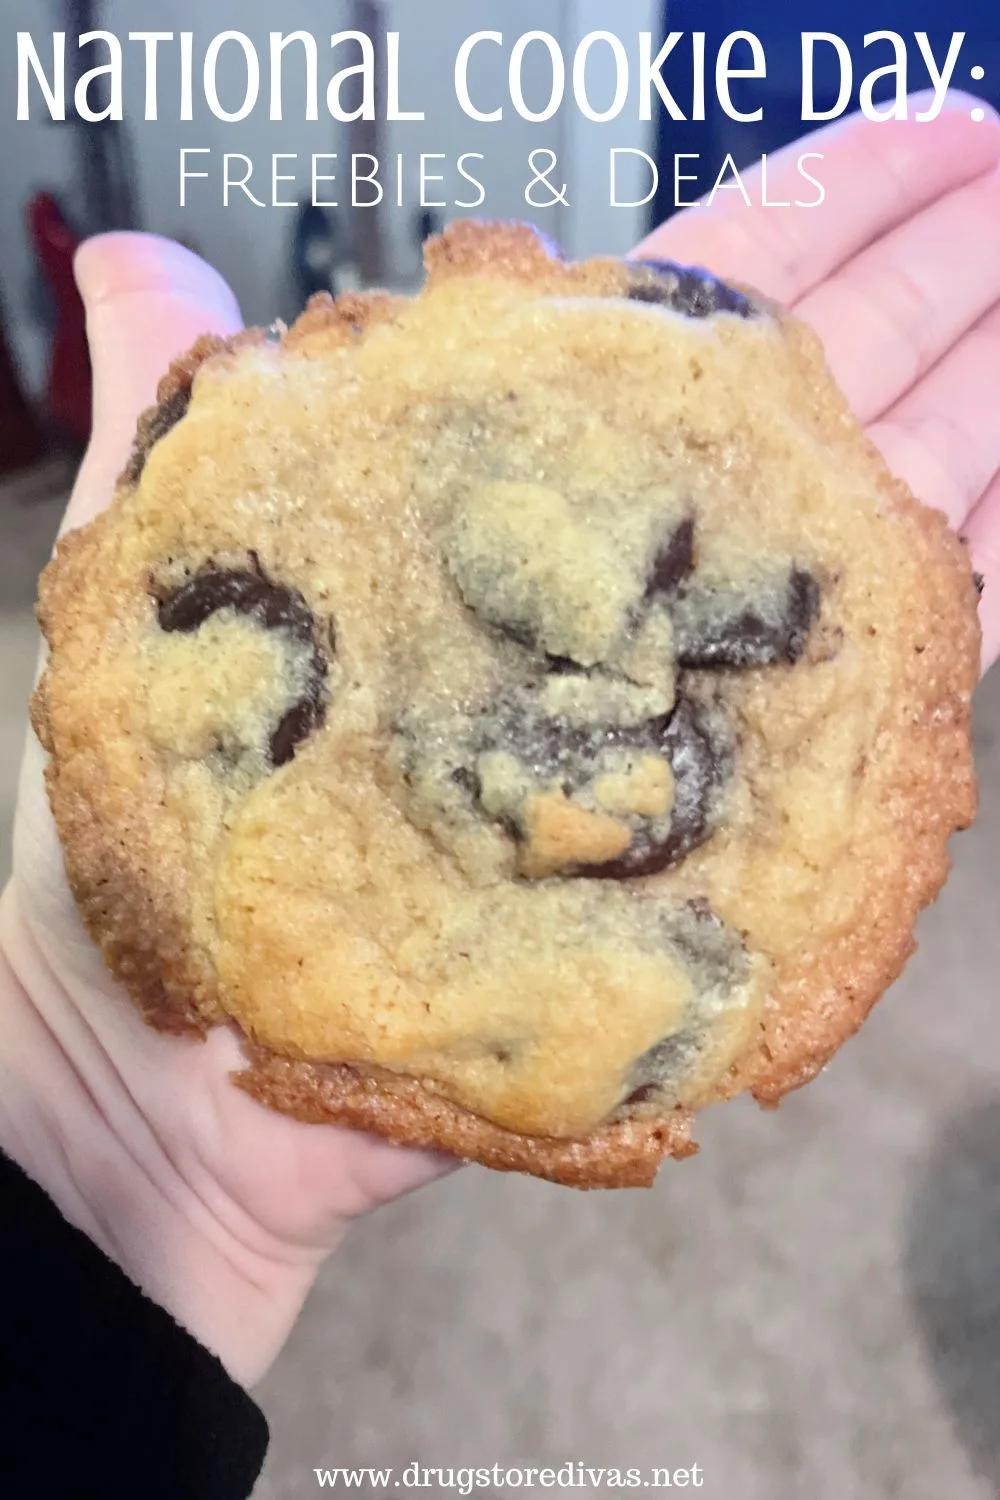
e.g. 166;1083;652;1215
3;3;1000;1497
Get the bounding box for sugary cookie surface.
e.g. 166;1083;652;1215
34;221;979;1186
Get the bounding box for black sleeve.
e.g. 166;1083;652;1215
0;1150;269;1498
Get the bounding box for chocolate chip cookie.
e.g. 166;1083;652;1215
33;221;980;1187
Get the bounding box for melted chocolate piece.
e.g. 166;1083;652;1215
155;560;329;767
623;1032;701;1105
620;901;748;1106
646;516;695;597
477;692;729;880
621;1082;659;1106
627;261;756;320
146;387;191;447
269;698;326;769
674;568;819;669
126;387;192;484
974;571;985;598
588;699;728;879
666;897;742;986
157;561;317;645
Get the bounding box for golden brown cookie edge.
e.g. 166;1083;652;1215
738;315;980;1104
233;1051;695;1189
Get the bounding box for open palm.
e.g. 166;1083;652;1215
2;98;999;1386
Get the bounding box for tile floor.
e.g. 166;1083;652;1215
2;473;1000;1499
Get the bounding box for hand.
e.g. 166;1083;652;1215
0;237;455;1389
634;92;1000;670
1;97;997;1389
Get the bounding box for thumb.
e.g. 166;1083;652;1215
67;233;243;531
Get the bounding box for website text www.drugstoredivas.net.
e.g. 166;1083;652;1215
313;1460;706;1491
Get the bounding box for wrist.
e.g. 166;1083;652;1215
0;883;333;1386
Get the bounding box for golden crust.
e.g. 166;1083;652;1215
33;221;979;1187
35;337;246;1036
741;321;979;1105
235;1052;695;1189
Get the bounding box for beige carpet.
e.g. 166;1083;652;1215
2;476;999;1499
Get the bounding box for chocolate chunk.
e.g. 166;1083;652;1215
646;516;695;597
627;261;756;320
624;1032;702;1105
673;568;819;669
157;559;317;647
589;699;729;879
475;691;729;880
481;693;635;786
269;697;325;769
974;571;985;598
155;560;329;767
621;1082;660;1107
620;902;748;1106
146;387;191;448
125;387;192;484
668;897;743;986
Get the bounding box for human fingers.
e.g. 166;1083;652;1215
795;164;1000;422
631;96;1000;306
68;233;242;532
865;299;1000;531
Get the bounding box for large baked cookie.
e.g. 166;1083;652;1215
33;221;979;1188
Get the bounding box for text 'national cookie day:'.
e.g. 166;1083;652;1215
16;28;983;212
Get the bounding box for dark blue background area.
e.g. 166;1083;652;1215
652;1;1000;223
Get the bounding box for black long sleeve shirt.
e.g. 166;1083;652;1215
0;1151;269;1498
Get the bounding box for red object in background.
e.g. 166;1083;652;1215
0;309;44;476
28;192;92;447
